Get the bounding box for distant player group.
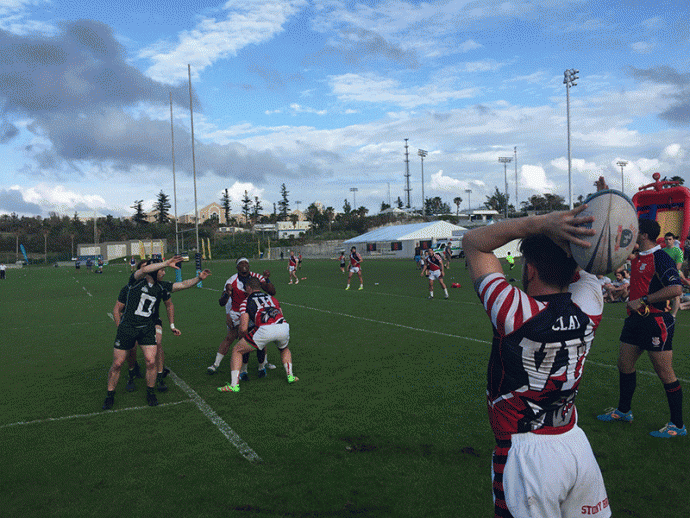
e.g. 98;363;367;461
102;255;298;410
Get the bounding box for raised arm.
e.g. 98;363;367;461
133;255;183;280
172;269;211;292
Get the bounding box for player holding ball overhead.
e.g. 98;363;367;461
463;178;611;518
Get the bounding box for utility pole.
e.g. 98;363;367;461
404;139;411;208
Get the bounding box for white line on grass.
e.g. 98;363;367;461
281;301;690;384
0;399;194;429
168;370;262;463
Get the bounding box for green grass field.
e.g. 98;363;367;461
1;258;688;517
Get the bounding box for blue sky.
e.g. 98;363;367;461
1;0;689;219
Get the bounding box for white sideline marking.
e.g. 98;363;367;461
168;371;262;463
281;301;690;384
0;399;193;429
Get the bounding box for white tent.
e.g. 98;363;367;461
343;221;467;259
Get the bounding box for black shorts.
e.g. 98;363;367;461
620;311;675;352
114;323;157;350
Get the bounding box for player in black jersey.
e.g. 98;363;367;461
102;256;210;410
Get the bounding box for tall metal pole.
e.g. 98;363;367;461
350;187;358;208
465;189;472;215
499;157;512;218
564;68;579;210
418;149;427;215
514;146;518;210
617;160;628;194
404;139;411;208
170;93;180;255
188;64;201;286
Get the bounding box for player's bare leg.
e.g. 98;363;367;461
208;326;237;374
218;340;255;392
439;277;449;299
141;344;159;406
279;346;298;383
155;327;168;392
107;349;129;392
103;348;128;409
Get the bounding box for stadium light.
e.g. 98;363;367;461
499;157;513;218
418;149;428;214
465;188;472;214
349;187;358;209
617;160;628;194
564;68;579;209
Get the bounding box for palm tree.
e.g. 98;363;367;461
453;196;463;216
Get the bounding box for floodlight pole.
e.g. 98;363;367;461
418;149;427;215
564;68;579;209
170;93;180;256
465;188;472;217
499;157;512;218
404;139;411;208
350;187;358;209
514;146;518;210
617;160;628;194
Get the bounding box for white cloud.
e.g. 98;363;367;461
289;103;327;115
520;165;555;192
462;59;504;73
141;0;308;83
429;170;475;192
662;144;684;160
19;184;108;213
328;72;478;108
631;41;654;54
458;39;483;52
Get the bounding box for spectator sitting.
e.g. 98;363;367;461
604;270;630;302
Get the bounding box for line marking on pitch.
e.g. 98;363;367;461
282;301;690;384
0;399;193;430
168;371;262;463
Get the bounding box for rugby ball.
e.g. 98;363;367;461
569;189;638;275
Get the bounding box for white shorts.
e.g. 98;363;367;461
289;265;296;272
428;270;442;281
226;309;240;329
349;266;360;274
249;322;290;351
493;425;610;518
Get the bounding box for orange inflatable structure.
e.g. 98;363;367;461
632;172;690;244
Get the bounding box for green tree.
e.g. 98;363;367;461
278;184;290;220
153;191;171;224
425;197;451;215
380;201;391;212
241;191;252;227
252;196;263;225
484;188;515;215
131;200;147;225
343;198;351;214
396;196;404;209
221;189;231;225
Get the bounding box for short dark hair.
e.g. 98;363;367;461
664;232;675;239
639;218;661;241
519;235;577;289
247;277;262;291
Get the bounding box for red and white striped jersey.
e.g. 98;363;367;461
223;272;267;312
425;253;443;271
475;271;603;441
